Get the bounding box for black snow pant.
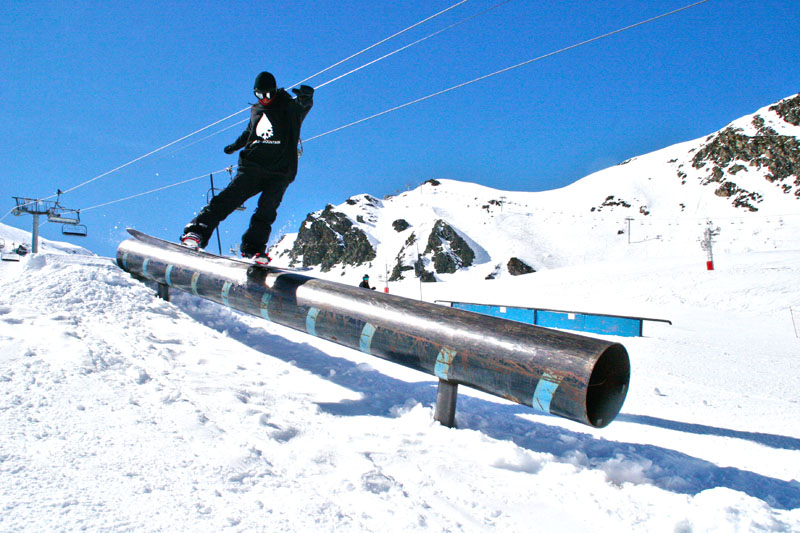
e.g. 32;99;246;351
184;161;294;255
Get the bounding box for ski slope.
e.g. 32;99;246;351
1;240;798;531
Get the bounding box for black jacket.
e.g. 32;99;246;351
229;89;313;176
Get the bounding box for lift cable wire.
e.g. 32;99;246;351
61;0;469;198
306;0;712;143
293;0;470;88
0;1;471;223
314;0;512;91
16;0;712;218
158;0;510;159
62;108;250;198
80;166;237;213
164;119;249;156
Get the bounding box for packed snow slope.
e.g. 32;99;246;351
0;222;91;257
1;223;799;531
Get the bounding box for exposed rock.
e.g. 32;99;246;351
591;195;631;212
691;114;800;205
389;233;417;282
419;267;436;283
424;220;475;274
288;205;376;271
507;257;535;276
392;219;410;232
770;94;800;126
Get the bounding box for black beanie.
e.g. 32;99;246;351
254;71;277;91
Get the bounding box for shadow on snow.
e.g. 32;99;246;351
174;293;800;510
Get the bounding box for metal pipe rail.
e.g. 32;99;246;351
117;237;630;428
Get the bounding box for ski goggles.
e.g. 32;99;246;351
254;89;276;100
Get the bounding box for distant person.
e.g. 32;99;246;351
359;274;375;290
181;71;314;264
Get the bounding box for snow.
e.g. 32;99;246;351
1;224;799;531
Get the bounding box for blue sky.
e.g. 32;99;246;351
1;0;797;258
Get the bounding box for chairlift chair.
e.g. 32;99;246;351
47;205;81;225
62;224;88;237
48;212;81;224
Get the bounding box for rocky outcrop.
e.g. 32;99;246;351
389;233;417;282
388;220;476;282
288;205;376;271
392;219;410;232
771;94;800;126
689;98;800;209
591;195;649;216
507;257;535;276
424;220;475;275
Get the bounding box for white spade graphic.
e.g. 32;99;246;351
256;113;274;140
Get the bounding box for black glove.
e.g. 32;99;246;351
224;144;237;155
292;85;314;99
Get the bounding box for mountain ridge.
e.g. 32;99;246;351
269;93;800;284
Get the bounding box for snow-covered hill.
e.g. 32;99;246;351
0;222;93;258
1;246;799;531
269;94;800;288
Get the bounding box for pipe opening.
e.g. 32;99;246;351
586;343;630;428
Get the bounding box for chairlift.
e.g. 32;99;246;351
47;210;81;224
62;224;88;237
47;193;82;224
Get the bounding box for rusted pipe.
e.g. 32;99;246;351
117;233;630;428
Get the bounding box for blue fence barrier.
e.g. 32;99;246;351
442;302;670;337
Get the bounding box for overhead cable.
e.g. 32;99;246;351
56;108;250;199
306;0;712;142
23;0;711;217
314;0;512;91
35;1;470;207
291;0;470;88
162;0;510;157
80;167;236;213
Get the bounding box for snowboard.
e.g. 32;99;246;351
126;229;309;272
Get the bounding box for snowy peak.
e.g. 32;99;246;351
688;93;800;209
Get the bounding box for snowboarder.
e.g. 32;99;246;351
359;274;375;290
181;71;314;264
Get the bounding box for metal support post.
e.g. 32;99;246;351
31;213;40;253
156;283;170;302
209;174;223;255
434;379;458;428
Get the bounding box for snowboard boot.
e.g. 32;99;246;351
242;251;271;265
180;232;202;250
